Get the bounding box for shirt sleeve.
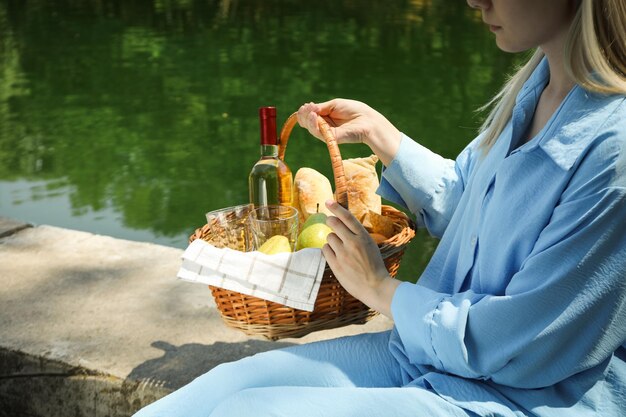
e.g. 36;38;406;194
377;133;479;238
391;137;626;389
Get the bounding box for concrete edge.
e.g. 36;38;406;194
0;218;33;239
0;348;170;416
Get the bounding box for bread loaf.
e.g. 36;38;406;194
294;155;386;232
341;154;382;223
364;210;396;238
293;167;334;223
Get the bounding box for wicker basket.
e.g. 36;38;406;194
189;112;416;340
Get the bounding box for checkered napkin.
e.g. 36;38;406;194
177;239;327;312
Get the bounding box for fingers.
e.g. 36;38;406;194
297;102;317;122
297;102;322;139
325;199;365;235
321;242;336;265
314;99;339;117
299;99;369;146
297;99;341;129
326;216;354;240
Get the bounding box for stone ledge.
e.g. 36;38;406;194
0;348;170;417
0;222;394;416
0;217;31;239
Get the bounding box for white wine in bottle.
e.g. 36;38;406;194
248;106;293;207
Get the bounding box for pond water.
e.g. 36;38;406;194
0;0;522;282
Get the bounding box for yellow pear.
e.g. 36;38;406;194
258;235;292;254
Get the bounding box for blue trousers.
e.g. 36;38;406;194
133;331;474;417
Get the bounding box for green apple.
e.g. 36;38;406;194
296;223;333;250
302;212;328;230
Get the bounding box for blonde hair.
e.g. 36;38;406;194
478;0;626;153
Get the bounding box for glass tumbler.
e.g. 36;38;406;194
204;203;254;251
247;205;299;252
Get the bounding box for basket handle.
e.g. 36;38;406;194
278;112;349;209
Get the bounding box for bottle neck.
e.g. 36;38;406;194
259;106;278;146
260;144;279;158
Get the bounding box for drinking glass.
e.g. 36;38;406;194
248;205;299;252
204;204;254;251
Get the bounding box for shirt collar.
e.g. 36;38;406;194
537;90;623;170
515;56;550;105
509;57;593;171
502;55;625;172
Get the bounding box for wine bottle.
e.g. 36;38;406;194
248;106;293;207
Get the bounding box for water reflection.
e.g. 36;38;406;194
0;0;522;281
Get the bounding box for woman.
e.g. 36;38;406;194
135;0;625;415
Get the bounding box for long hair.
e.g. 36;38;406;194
478;0;626;153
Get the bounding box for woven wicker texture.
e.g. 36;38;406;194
189;112;416;340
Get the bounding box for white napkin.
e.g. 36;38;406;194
177;239;327;311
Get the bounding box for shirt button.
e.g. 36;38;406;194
470;236;478;247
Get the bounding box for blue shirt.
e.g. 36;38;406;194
378;58;626;416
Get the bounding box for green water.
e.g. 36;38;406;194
0;0;521;282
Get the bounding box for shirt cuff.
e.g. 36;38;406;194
392;281;484;378
391;281;444;368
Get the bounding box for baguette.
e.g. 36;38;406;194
293;167;334;224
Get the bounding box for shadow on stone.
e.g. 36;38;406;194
127;339;294;390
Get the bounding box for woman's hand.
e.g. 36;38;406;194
297;99;402;167
322;199;401;318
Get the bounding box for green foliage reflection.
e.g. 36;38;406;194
0;0;522;281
